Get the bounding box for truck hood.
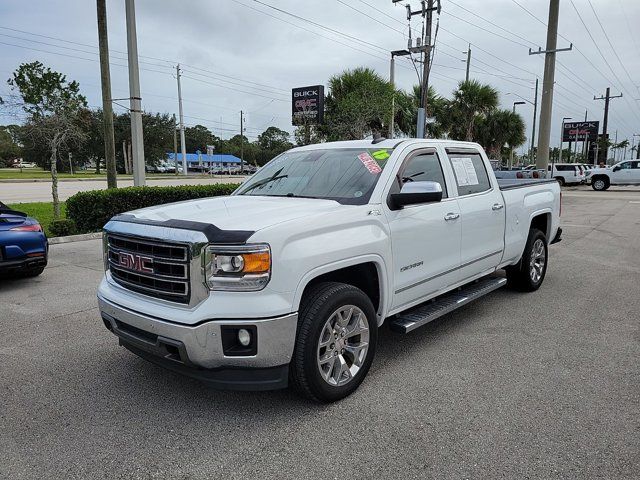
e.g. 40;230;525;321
125;195;345;233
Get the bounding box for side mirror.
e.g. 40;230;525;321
391;181;443;209
612;166;621;172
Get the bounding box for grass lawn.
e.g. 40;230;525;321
7;202;67;237
0;168;106;180
0;169;212;180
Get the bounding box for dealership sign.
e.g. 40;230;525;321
562;121;599;142
292;85;324;125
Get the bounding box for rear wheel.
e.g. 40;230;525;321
506;229;548;292
290;282;377;403
556;177;565;186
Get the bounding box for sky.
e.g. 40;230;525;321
1;0;639;153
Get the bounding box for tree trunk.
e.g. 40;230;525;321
50;143;60;219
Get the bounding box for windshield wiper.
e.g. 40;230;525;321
240;168;288;194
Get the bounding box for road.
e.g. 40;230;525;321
1;189;639;479
1;176;245;203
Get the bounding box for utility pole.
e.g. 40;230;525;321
240;110;244;172
97;0;117;188
172;114;178;176
419;0;435;139
176;64;188;176
633;134;640;159
530;78;539;163
464;44;471;82
531;0;572;170
125;0;145;186
594;87;623;164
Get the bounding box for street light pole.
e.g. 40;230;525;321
511;101;526;168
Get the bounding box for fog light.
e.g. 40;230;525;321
237;328;251;347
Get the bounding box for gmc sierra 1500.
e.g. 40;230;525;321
98;139;561;402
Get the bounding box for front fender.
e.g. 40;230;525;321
292;254;390;325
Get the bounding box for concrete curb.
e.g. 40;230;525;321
49;232;103;245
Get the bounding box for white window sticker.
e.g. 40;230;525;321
451;157;479;186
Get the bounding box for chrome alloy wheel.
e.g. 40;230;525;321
529;238;546;283
593;179;605;190
316;305;370;387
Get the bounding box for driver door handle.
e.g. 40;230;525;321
444;212;460;221
492;203;504;211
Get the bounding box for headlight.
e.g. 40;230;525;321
203;244;271;291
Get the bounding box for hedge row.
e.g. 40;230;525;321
66;183;239;233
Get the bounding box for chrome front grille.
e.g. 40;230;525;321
106;234;190;304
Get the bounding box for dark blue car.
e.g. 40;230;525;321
0;202;48;277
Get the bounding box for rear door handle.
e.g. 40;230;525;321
444;212;460;221
492;203;504;211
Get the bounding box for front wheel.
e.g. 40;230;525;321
592;177;609;191
290;282;377;403
506;229;548;292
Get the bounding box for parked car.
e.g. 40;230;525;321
98;139;561;402
581;164;595;184
11;161;37;168
590;159;640;191
547;163;585;186
0;202;48;277
496;165;546;179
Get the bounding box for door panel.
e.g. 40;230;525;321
388;199;461;310
386;149;462;310
446;150;506;280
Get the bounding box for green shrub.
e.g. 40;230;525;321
66;183;239;233
49;218;77;237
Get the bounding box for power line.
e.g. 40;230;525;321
585;0;640;97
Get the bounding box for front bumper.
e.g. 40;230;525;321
98;295;297;390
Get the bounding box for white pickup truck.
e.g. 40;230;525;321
98;139;562;402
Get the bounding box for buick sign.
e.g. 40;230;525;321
292;85;325;126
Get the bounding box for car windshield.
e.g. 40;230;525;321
234;147;393;205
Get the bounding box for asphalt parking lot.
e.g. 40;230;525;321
1;186;639;479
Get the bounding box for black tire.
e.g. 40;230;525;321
556;177;565;186
591;176;609;191
290;282;378;403
506;229;548;292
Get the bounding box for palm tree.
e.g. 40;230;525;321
475;108;526;159
323;67;394;140
448;80;499;141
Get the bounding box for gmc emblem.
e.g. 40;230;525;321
118;252;153;274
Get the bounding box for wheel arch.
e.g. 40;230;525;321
293;255;389;325
529;210;552;240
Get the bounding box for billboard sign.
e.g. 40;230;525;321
563;121;599;142
292;85;324;125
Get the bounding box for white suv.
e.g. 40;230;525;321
548;163;585;186
590;160;640;191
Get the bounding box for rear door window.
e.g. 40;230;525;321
446;151;491;196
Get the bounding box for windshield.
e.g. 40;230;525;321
234;147;393;204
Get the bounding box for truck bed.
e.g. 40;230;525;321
497;178;556;190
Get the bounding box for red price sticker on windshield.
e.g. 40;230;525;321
358;152;382;174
